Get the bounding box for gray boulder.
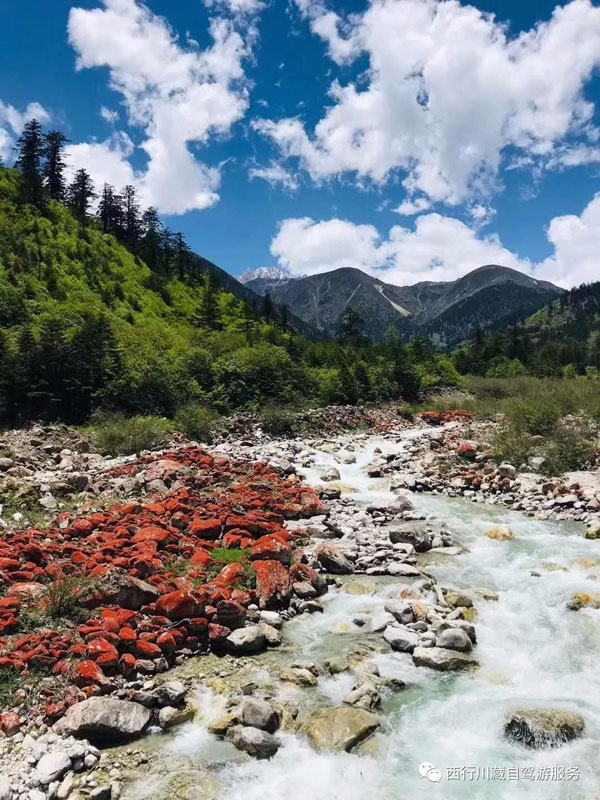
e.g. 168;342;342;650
36;752;71;785
387;521;432;552
504;709;585;748
316;544;354;574
227;725;279;759
54;697;151;742
225;626;266;654
384;599;414;625
320;467;341;482
240;698;280;734
305;707;380;752
435;628;473;652
383;626;420;653
412;647;478;671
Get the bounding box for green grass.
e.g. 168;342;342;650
44;576;93;623
88;412;174;455
0;667;23;707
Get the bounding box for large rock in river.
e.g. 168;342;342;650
305;707;380;752
412;646;478;671
316;544;354;574
387;521;431;552
504;709;585;748
54;697;151;742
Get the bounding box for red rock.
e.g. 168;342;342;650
118;653;137;677
253;560;291;609
135;639;162;658
118;627;137;644
0;596;21;611
216;562;245;585
156;632;177;654
155;590;202;621
132;526;170;545
44;702;66;722
458;442;478;460
190;548;212;567
189;517;222;539
87;638;119;668
72;519;94;535
0;712;21;736
72;660;108;688
250;535;292;565
208;623;230;645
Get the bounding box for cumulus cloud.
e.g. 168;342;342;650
538;194;600;286
100;106;119;124
204;0;264;15
271;191;600;289
257;0;600;206
65;132;137;190
0;100;51;162
271;217;387;276
393;198;431;216
68;0;258;213
249;162;299;191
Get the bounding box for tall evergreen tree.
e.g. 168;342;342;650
67;168;96;226
15;119;44;208
98;183;120;234
42;130;69;201
337;307;367;347
141;207;162;271
122;185;140;247
175;232;191;281
262;290;273;323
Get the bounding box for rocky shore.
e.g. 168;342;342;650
0;406;598;798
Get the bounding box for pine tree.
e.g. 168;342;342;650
194;273;222;330
15;119;45;208
280;303;289;333
262;291;273;323
160;227;176;277
141;207;162;271
98;183;120;234
42;130;69;201
175;232;191;281
122;185;140;247
67;168;96;226
337;307;366;347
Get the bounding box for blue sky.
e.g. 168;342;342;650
2;0;600;287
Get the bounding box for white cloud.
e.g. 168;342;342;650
271;217;388;275
393;198;431;216
0;100;51;162
258;0;600;206
65;132;136;190
272;190;600;289
538;194;600;286
249;162;299;191
68;0;257;214
204;0;264;15
100;106;119;123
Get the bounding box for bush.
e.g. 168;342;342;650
90;412;174;455
174;403;217;442
543;421;597;475
502;395;561;435
259;405;296;436
491;421;536;468
44;576;92;623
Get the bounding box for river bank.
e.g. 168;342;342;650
1;410;600;799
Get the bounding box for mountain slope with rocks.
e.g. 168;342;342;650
242;264;562;344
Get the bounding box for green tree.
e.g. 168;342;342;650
15;119;45;208
337;307;367;347
67;168;96;226
42;130;69;201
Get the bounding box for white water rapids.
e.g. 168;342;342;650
127;431;600;800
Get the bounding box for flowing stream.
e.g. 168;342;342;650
125;431;600;800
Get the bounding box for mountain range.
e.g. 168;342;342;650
239;264;562;344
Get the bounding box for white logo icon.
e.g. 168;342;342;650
419;762;442;783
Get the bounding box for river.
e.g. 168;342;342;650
125;431;600;800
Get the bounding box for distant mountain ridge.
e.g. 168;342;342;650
242;264;563;344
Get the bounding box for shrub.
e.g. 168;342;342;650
90;412;174;455
174;404;217;442
502;396;561;435
44;576;92;623
491;421;536;468
543;421;597;476
259;405;296;436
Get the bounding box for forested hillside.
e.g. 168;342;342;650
0;120;461;426
454;282;600;377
